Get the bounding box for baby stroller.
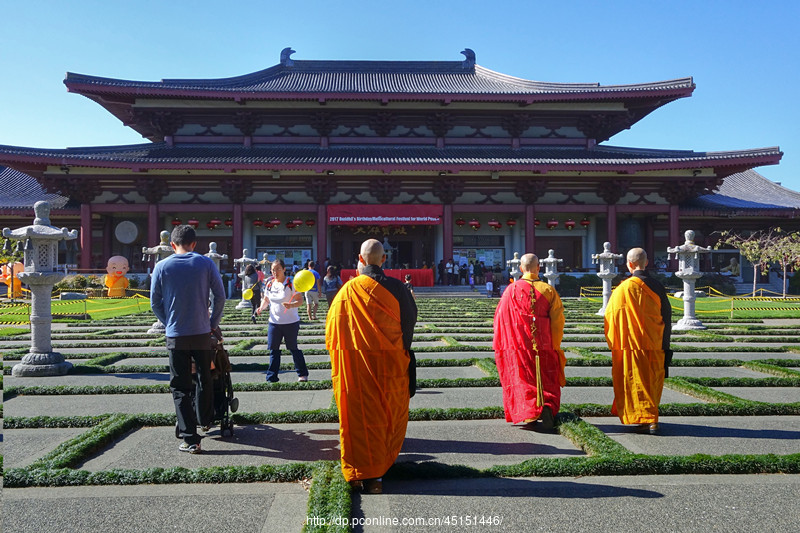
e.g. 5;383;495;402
176;332;239;438
210;333;239;436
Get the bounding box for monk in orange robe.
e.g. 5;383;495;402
493;253;566;430
104;255;130;297
326;238;417;494
604;247;672;435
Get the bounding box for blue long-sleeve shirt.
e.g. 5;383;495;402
150;251;225;337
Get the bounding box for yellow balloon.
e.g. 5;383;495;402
293;269;315;292
242;288;254;300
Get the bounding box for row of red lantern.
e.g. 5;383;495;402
171;217;315;230
455;217;590;231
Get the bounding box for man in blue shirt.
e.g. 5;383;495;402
151;225;225;454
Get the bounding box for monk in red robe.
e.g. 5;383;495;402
604;248;672;435
493;253;566;430
326;238;417;494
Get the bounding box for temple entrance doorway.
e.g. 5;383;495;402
329;225;434;269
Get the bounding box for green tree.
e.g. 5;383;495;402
767;231;800;298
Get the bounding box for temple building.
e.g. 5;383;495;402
1;48;795;282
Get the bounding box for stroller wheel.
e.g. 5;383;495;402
221;419;234;437
229;397;239;413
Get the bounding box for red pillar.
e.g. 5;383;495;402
525;204;536;254
232;203;243;260
79;203;92;270
443;204;453;262
148;204;159;249
645;216;654;269
606;205;617;251
669;204;680;270
316;204;327;274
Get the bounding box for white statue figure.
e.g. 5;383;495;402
506;252;522;281
205;242;228;272
234;249;258;309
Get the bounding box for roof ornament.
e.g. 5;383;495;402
461;48;476;70
280;47;296;66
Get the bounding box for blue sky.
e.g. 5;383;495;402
2;1;798;190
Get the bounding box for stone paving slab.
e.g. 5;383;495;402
4;390;335;418
5;366;487;388
4;427;87;468
4;483;310;533
354;474;800;533
584;416;800;456
564;366;771;379
672;350;800;360
712;387;800;403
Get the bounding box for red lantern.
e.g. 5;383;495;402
565;218;576;231
206;221;216;230
286;222;296;229
171;217;182;226
455;217;465;227
546;218;558;230
269;217;281;226
224;218;233;227
292;218;304;227
253;218;264;227
306;219;315;227
209;217;222;227
506;219;517;228
187;218;199;229
468;218;481;231
580;217;590;228
488;218;502;231
534;218;541;227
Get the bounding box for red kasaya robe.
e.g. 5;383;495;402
604;276;665;424
325;275;410;482
493;274;566;423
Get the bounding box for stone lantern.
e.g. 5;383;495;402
541;249;563;288
668;229;711;330
234;249;259;309
592;242;624;316
3;201;78;376
142;230;174;334
506;252;522;282
205;242;228;273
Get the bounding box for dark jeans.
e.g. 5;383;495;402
169;348;213;445
266;321;308;382
250;287;262;319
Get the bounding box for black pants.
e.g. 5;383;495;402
169;348;214;444
250;287;262;319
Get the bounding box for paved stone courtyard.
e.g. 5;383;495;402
2;295;800;532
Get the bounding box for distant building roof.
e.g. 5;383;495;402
64;48;694;102
686;169;800;214
0;143;781;173
0;166;70;210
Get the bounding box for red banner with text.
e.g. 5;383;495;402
328;205;443;226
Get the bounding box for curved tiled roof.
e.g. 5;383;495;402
0;143;781;171
0;166;70;210
687;170;800;211
64;52;694;99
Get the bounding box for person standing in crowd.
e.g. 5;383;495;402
322;265;343;310
446;258;455;285
304;260;323;321
256;259;310;383
404;273;416;300
604;247;672;435
150;225;225;454
493;253;566;431
242;264;261;324
437;260;445;285
326;238;417;494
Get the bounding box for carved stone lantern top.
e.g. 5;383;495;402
2;201;78;273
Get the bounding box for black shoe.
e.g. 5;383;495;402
649;423;660;435
251;316;257;324
539;406;555;431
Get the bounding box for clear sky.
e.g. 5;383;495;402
1;1;798;190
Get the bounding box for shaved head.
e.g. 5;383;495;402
520;253;539;274
359;239;386;266
627;248;648;270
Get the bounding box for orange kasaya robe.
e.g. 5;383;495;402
493;274;566;423
325;275;410;482
604;276;666;424
1;262;23;298
104;274;129;297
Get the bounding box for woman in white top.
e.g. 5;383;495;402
256;259;309;382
